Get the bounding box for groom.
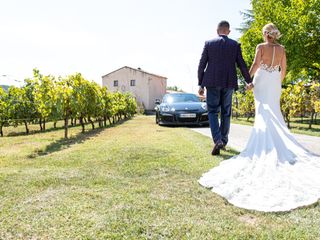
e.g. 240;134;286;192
198;20;253;155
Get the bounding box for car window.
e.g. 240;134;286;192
163;94;200;103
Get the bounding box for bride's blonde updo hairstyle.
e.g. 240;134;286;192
262;23;281;41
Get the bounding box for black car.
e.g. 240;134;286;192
155;93;209;126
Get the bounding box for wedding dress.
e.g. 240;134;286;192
199;46;320;212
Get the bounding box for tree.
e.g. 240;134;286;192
291;81;307;122
68;73;89;132
7;86;35;134
240;0;320;83
280;84;296;128
32;69;55;131
56;76;73;138
166;86;184;92
84;81;102;129
0;88;8;136
307;81;320;128
123;93;137;118
49;77;63;128
100;87;114;126
237;9;254;35
232;91;242;119
239;91;255;121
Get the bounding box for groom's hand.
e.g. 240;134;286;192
198;87;204;96
245;83;254;91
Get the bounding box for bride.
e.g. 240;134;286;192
198;23;320;212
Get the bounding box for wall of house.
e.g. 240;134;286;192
148;77;167;110
102;67;166;110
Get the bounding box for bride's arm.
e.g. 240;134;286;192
249;45;262;78
280;48;287;81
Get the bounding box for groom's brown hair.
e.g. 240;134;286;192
218;20;230;30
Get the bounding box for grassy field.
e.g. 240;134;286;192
231;117;320;137
0;116;319;239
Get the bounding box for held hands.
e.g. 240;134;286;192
245;83;254;91
198;87;205;96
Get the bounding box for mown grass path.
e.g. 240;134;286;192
0;116;319;239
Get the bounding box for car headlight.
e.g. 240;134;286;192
201;103;207;110
161;105;175;112
161;106;170;112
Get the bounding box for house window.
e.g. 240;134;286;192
130;79;136;86
114;80;118;87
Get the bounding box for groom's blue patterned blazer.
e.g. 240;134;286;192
198;35;252;90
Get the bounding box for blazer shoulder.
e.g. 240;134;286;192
205;38;220;44
227;38;240;46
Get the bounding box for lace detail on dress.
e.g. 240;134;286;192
260;63;280;72
259;46;280;72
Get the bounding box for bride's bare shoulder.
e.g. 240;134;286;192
257;43;266;48
258;43;285;52
279;44;286;51
255;43;265;51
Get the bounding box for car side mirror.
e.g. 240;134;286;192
155;99;161;105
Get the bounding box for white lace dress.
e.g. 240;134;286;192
198;48;320;212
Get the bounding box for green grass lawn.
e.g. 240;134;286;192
231;117;320;137
0;116;319;239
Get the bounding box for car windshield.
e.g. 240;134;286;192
163;94;200;103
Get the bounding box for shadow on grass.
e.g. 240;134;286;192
291;125;320;134
232;117;320;134
220;148;239;160
5;117;130;137
28;118;129;158
7;124;78;137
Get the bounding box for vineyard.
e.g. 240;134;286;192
0;69;137;138
232;81;320;129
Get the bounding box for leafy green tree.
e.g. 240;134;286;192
100;87;114;126
307;81;320;128
49;77;63;128
68;73;103;131
112;92;126;122
236;91;255;121
32;69;55;131
237;9;254;34
291;81;307;122
56;76;73;138
0;87;8;136
68;73;89;132
280;85;296;128
85;81;103;129
123;93;137;118
240;0;320;82
232;92;241;119
7;86;35;134
166;86;184;92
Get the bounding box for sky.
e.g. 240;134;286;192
0;0;251;93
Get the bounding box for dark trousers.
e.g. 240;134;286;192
206;87;234;144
